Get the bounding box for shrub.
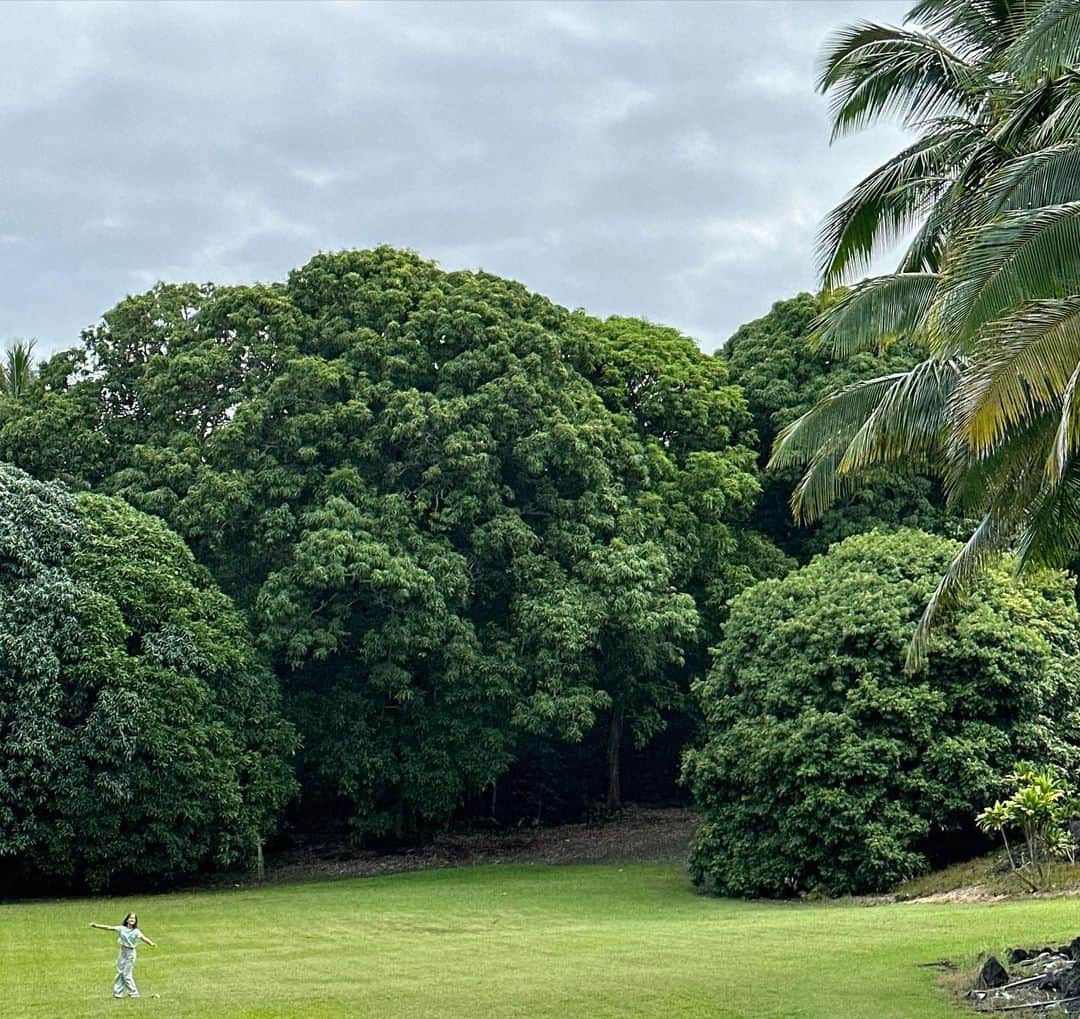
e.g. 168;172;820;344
0;464;297;890
682;529;1080;897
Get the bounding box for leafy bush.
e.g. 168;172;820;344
0;464;297;890
682;529;1080;897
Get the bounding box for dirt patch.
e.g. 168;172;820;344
892;855;1080;903
210;807;699;890
899;886;1080;905
900;887;1011;904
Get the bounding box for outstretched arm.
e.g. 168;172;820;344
139;933;156;947
89;924;115;931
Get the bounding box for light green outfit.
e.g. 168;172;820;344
112;926;142;998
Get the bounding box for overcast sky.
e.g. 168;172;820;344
1;0;912;356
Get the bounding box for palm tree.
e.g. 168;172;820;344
0;339;38;398
771;0;1080;665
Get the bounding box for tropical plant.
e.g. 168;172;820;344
0;339;37;398
976;764;1077;890
770;0;1080;664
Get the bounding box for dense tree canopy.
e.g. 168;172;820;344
1;248;782;834
683;529;1080;898
5;233;1080;895
0;464;296;891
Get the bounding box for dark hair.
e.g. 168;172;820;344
123;913;138;927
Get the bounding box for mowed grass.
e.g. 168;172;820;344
3;863;1077;1018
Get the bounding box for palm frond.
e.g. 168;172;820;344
1049;360;1080;482
906;509;1011;670
808;273;939;357
1016;467;1080;567
1031;73;1080;145
771;361;953;522
837;356;958;473
944;402;1057;513
819;125;982;285
1;338;38;398
818;22;984;138
954;296;1080;456
899;179;970;274
934;202;1080;350
989;75;1058;150
906;0;1038;59
898;136;1008;273
976;144;1080;222
910;411;1058;667
1008;0;1080;79
770;373;906;474
787;449;864;528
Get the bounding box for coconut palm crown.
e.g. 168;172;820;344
0;339;38;399
771;0;1080;666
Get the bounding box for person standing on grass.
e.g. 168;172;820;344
90;913;156;999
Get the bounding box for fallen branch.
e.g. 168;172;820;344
1018;954;1066;969
977;994;1080;1012
970;960;1074;999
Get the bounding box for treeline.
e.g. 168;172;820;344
3;248;1075;895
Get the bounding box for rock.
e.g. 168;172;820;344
1069;938;1080;962
1055;966;1080;999
1043;961;1080;994
976;956;1009;989
1009;948;1032;964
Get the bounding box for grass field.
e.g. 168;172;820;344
3;862;1078;1018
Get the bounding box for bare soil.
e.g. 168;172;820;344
891;854;1080;904
221;806;699;889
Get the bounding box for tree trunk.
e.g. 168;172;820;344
606;705;624;811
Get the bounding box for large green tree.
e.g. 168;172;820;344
683;528;1080;898
773;0;1080;660
0;464;297;891
2;249;770;830
573;315;790;804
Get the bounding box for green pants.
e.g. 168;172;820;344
113;948;138;998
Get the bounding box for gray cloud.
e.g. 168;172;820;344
0;0;911;355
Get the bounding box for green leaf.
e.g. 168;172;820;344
810;273;939;357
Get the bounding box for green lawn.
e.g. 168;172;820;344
2;863;1074;1018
